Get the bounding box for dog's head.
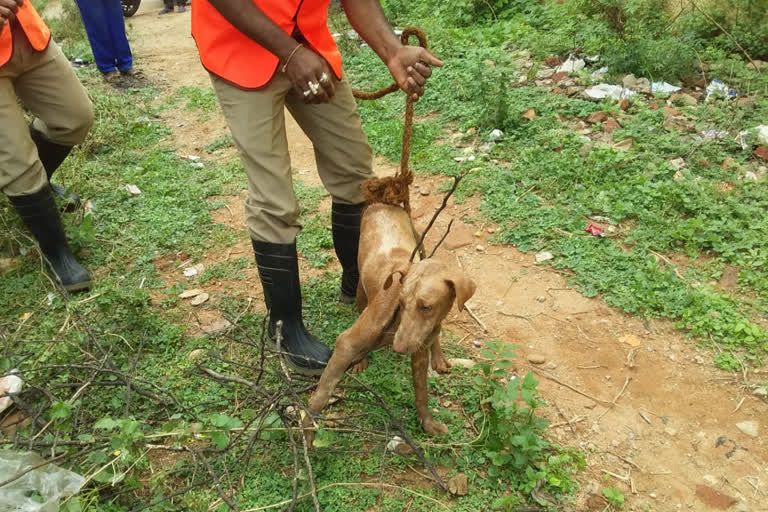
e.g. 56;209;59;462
390;259;476;354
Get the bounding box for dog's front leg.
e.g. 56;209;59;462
304;338;362;445
411;347;448;436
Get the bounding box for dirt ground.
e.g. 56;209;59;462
125;4;767;511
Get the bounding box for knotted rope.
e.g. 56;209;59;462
352;27;428;219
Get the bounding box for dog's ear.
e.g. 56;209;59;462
383;264;410;290
445;271;477;312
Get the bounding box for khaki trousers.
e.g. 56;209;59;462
211;72;374;243
0;24;94;196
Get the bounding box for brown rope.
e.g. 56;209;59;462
353;27;428;219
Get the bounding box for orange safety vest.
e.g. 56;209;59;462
0;3;51;67
191;0;342;89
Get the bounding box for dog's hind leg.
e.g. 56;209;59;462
411;346;448;436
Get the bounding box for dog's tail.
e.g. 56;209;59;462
360;174;413;209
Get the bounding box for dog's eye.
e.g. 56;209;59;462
419;304;433;313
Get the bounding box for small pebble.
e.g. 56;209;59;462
476;245;486;252
527;354;546;365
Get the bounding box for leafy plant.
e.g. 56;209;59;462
603;486;626;509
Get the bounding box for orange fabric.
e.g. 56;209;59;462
191;0;342;89
0;3;51;67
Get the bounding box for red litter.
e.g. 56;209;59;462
584;224;605;237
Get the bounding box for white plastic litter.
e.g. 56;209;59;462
386;436;405;452
736;125;768;149
650;82;681;94
0;371;22;414
584;84;636;100
0;450;85;512
706;79;737;101
556;56;585;74
590;66;609;78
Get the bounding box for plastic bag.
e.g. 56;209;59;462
0;451;85;512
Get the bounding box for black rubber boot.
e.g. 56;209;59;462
332;202;364;304
252;240;331;375
8;187;92;292
29;126;80;212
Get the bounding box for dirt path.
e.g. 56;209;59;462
127;6;768;511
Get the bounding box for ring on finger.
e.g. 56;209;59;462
307;81;320;95
319;72;330;84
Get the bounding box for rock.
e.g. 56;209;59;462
536;295;546;303
521;108;537;121
447;358;476;369
489;128;504;140
475;245;486;252
190;293;210;306
702;475;719;486
587;111;608;124
619;334;642;347
650;493;658;499
124;184;142;195
187;349;207;362
536;68;555;79
201;318;232;335
179;288;204;299
735;421;758;437
753;146;768;161
545;56;561;66
622;73;640;89
535;251;554;264
418;187;430;196
517;75;528;85
603;119;621;133
671;92;698;106
613;138;634;151
663;106;681;118
753;387;767;397
585;480;600;495
619;98;630;111
743;171;758;181
721;157;737;170
584;401;597;409
670;158;687;171
566;86;582;97
695;484;738;510
527;354;547;365
448;473;469;496
749;59;768;71
184;263;205;278
552;71;569;82
664;426;678;437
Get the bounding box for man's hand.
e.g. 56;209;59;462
0;0;23;30
283;46;336;104
386;46;444;101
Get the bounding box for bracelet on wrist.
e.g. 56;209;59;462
281;44;303;74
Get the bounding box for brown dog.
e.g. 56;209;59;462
307;201;476;436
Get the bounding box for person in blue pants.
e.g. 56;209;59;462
74;0;134;79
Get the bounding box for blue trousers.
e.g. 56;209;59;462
74;0;133;73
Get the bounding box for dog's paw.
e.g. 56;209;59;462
431;355;452;374
422;417;449;436
349;358;369;374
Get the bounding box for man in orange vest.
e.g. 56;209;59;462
191;0;443;375
1;0;94;291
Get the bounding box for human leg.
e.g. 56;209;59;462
74;0;118;74
211;73;330;374
286;76;374;302
103;0;133;72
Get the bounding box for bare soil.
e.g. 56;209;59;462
127;4;768;511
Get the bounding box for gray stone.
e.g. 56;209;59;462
735;421;759;437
